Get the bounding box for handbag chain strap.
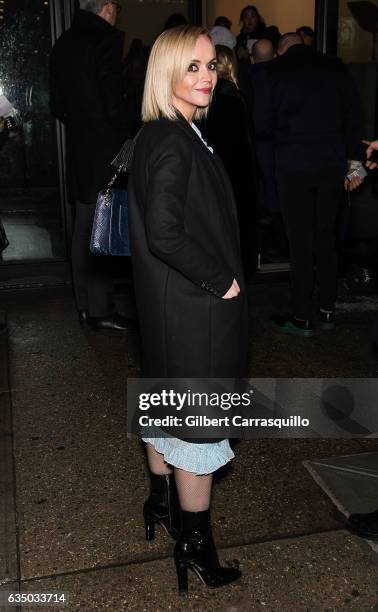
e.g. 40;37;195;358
104;164;126;207
103;127;144;206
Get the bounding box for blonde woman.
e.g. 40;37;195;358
206;44;257;278
128;26;247;590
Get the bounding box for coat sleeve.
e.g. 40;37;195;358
338;63;365;162
252;67;275;140
49;49;67;122
96;33;131;135
144;131;235;298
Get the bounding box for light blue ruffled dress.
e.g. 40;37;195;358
142;428;235;475
142;123;235;476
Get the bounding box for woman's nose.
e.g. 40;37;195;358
200;68;213;81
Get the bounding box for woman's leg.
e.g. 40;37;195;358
174;468;212;511
146;442;172;474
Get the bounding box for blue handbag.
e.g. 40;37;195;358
91;186;130;257
90;130;142;256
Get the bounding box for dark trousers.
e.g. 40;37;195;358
277;168;345;320
256;142;280;212
71;201;114;317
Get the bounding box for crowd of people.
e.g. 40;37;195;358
49;0;377;594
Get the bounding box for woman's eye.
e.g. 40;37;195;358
188;63;199;72
208;62;217;71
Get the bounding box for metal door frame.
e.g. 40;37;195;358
315;0;339;55
51;0;74;261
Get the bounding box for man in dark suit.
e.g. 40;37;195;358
250;39;287;263
254;33;365;335
50;0;133;330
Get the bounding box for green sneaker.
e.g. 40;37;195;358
270;314;314;337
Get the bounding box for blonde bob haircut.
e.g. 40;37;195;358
215;45;239;88
142;25;214;122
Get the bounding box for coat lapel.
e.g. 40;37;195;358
172;115;228;185
173;113;214;158
170;115;240;241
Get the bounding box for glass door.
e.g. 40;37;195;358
0;0;73;276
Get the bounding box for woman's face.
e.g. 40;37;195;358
172;35;217;122
242;9;258;31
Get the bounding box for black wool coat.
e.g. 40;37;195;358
205;78;258;277
50;10;132;203
128;116;248;379
253;44;365;174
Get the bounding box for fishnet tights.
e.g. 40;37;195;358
146;442;212;511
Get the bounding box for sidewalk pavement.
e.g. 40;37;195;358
0;283;377;611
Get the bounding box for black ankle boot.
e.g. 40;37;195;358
143;473;180;541
174;509;241;591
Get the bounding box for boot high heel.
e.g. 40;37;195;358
174;510;241;591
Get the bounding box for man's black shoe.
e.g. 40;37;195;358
270;314;314;337
87;313;137;331
346;509;378;540
318;310;335;330
78;310;88;326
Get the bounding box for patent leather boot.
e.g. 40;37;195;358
143;473;181;541
174;509;241;591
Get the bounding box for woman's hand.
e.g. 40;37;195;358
364;139;378;170
222;279;240;299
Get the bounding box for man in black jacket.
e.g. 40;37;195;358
250;39;286;263
254;33;365;336
50;0;132;330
